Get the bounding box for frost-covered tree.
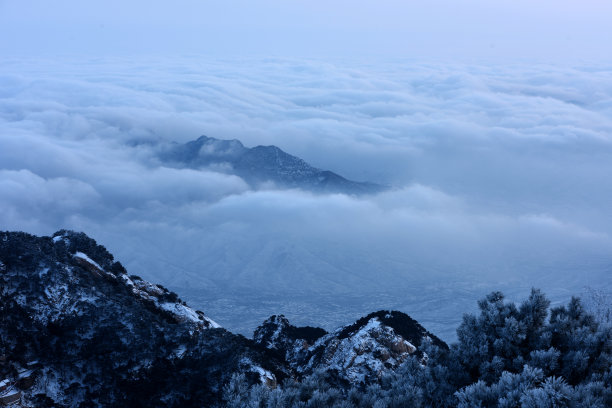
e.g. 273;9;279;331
221;289;612;408
453;289;551;383
582;287;612;328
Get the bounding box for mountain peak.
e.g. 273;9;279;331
252;311;447;384
159;135;387;195
337;310;448;351
254;315;327;351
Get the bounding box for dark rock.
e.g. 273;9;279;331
0;230;288;407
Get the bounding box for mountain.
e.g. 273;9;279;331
2;231;610;407
0;230;444;407
253;312;447;384
0;230;288;407
158;135;386;194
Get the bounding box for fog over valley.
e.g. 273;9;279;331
1;57;611;340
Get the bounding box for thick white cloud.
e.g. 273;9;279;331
0;169;100;232
1;57;611;340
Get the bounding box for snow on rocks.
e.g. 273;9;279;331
70;249;221;331
314;317;416;383
0;386;21;405
160;302;221;328
240;358;277;388
173;345;188;359
253;311;443;385
253;366;277;388
72;252;104;276
203;316;221;329
124;276;220;329
1;230;284;407
161;302;200;323
51;232;70;246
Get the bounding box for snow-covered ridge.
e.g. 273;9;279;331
1;229;287;407
2;237;220;331
73;251;102;270
50;231;221;330
160;302;221;328
254;311;446;384
314;317;416;383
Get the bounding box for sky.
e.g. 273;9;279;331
1;2;612;339
1;1;612;61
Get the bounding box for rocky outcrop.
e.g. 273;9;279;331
0;230;287;407
254;311;447;384
1;229;447;406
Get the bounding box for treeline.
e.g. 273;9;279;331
223;289;611;407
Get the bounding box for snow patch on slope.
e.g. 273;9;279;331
309;317;417;383
73;252;103;271
161;302;200;323
240;358;276;387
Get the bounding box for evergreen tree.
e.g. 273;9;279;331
221;289;612;408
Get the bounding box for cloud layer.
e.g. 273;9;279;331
1;57;611;339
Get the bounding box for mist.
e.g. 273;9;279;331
1;0;612;340
1;56;611;340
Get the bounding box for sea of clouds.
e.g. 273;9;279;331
1;56;611;340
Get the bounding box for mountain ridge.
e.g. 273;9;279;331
2;230;610;407
159;135;387;195
0;229;440;407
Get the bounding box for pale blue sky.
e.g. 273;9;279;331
1;0;611;61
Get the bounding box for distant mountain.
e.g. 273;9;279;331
159;136;386;194
0;230;442;407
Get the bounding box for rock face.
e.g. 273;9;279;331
0;230;446;406
0;230;287;407
159;135;386;194
254;311;447;384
